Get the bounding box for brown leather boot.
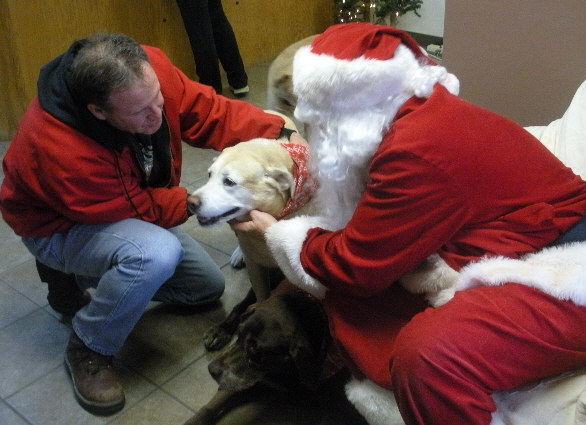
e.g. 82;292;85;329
35;260;91;316
65;332;125;416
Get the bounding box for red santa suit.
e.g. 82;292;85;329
265;23;586;425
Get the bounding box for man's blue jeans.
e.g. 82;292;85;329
22;218;224;355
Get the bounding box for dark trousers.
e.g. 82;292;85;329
176;0;248;93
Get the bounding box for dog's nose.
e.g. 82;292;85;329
208;360;222;380
187;194;201;215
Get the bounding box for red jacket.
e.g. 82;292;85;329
0;46;284;237
302;86;586;297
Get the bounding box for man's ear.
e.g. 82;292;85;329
87;104;107;121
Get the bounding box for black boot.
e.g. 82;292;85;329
65;332;125;415
35;260;91;316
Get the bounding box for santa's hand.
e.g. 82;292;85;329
229;210;277;238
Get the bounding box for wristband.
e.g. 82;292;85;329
278;127;297;141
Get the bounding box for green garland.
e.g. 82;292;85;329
373;0;423;18
332;0;369;23
332;0;423;24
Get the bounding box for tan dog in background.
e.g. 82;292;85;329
267;35;316;117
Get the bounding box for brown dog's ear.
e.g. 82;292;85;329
280;312;320;390
264;166;295;199
288;336;320;391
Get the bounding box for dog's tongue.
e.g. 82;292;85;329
197;216;214;225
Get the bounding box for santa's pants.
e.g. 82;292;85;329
388;283;586;424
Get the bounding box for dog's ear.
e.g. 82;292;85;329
264;166;295;198
289;336;320;391
280;314;320;391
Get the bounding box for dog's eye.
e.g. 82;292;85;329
245;343;263;365
223;177;236;187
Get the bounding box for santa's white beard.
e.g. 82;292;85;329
297;93;410;229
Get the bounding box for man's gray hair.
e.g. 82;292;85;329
70;33;149;110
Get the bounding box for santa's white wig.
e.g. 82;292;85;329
292;23;459;228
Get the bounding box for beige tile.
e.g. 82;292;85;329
0;281;40;329
1;257;49;309
0;310;69;398
0;401;29;425
180;147;219;186
160;355;220;411
108;390;194;425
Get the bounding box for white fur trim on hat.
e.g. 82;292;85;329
293;44;459;114
265;215;329;299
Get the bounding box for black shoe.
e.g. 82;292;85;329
36;260;91;316
65;332;125;416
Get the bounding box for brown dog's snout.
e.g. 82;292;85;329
187;194;201;214
208;359;223;380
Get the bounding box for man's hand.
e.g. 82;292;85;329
229;210;277;238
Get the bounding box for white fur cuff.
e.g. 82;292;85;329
265;215;328;299
456;241;586;306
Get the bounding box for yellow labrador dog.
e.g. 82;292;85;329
187;115;318;350
267;35;317;117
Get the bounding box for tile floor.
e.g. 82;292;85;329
0;62;367;425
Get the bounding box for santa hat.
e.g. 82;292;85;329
292;22;459;113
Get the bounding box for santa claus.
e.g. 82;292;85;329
233;22;586;425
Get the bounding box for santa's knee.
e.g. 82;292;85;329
389;311;462;389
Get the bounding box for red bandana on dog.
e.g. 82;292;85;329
277;143;318;219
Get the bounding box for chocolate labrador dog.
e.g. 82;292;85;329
183;291;366;425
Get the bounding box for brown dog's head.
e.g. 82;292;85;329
208;293;326;392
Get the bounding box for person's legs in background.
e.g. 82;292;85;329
175;0;248;96
175;0;223;93
207;0;249;95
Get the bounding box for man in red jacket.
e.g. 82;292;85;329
233;23;586;424
0;33;296;415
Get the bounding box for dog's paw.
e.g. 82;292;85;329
203;324;234;351
230;246;246;269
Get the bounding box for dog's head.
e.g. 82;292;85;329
187;138;295;226
267;35;317;117
208;293;326;392
268;74;297;117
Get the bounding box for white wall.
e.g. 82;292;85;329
394;0;445;37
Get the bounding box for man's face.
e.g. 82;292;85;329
88;63;164;135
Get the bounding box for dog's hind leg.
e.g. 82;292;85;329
203;289;256;351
